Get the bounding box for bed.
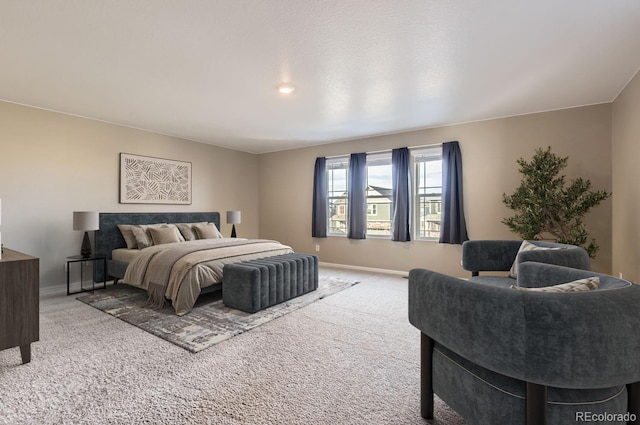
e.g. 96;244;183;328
94;212;293;315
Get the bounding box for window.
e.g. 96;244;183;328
366;153;392;237
326;157;349;235
413;148;442;240
323;147;443;240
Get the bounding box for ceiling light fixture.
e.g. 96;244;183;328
278;83;295;94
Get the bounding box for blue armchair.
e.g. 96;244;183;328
462;240;591;286
408;262;640;425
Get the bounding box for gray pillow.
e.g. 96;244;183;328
117;224;139;249
129;223;167;249
176;222;207;241
118;223;168;249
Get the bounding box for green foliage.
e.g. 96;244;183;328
502;147;611;258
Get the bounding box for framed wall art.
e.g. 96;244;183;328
120;153;192;204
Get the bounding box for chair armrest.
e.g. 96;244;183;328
516;246;590;273
517;262;624;289
461;240;522;273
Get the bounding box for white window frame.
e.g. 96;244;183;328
326;156;350;237
411;147;443;241
365;153;393;238
323;147;442;241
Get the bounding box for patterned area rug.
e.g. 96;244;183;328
77;276;359;353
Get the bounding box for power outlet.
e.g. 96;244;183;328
619;272;624;279
315;244;320;252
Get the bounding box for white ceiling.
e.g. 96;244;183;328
1;1;640;154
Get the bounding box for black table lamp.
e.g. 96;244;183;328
73;211;99;257
226;210;241;238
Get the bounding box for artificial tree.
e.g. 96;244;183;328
502;146;611;258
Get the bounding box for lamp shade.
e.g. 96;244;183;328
73;211;99;231
226;210;241;225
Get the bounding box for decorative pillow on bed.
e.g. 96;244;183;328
131;226;153;249
166;223;186;242
117;224;139;249
128;223;169;249
193;223;223;239
148;226;182;245
511;276;600;292
176;222;207;241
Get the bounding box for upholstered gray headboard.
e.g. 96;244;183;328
94;212;221;282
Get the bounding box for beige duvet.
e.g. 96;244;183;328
123;238;293;315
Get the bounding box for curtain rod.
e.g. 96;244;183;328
324;142;442;159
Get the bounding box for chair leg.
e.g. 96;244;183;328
421;333;434;420
526;382;547;425
628;382;639;425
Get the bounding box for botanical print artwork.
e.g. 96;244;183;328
120;153;192;204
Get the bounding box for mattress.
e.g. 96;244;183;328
111;248;142;264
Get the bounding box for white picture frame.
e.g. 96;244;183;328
120;153;192;204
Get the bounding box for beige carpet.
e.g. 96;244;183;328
0;267;467;425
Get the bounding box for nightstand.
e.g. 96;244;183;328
67;254;107;295
0;249;39;364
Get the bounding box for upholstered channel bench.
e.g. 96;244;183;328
222;253;319;313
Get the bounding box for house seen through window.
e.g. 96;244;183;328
413;148;442;240
325;147;442;240
327;157;349;235
366;153;392;237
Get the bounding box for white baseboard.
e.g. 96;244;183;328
319;262;408;277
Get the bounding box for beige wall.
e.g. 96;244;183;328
612;70;640;281
0;99;616;288
258;104;613;277
0;101;259;288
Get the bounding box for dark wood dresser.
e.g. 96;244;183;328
0;248;39;364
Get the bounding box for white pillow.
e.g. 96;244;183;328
509;240;563;278
510;276;600;292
